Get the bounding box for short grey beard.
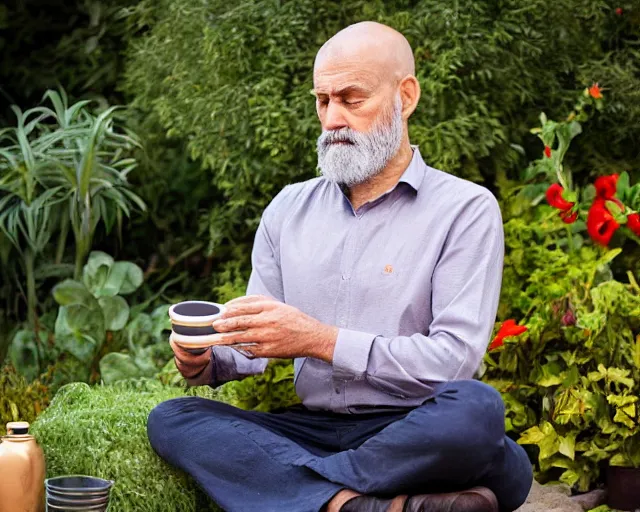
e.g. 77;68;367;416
316;95;404;187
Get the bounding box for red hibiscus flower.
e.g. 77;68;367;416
627;213;640;236
589;83;603;99
489;319;528;351
544;146;552;158
587;199;620;246
546;184;574;210
559;209;578;224
616;7;623;15
594;174;619;200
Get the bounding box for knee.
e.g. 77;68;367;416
433;380;505;460
147;397;196;458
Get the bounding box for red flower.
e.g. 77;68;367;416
589;83;603;99
546;184;574;211
488;319;528;351
559;209;578;224
627;213;640;236
544;146;552;158
594;174;619;200
562;310;576;327
616;7;623;15
587;199;620;246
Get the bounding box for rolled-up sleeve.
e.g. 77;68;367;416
332;194;504;398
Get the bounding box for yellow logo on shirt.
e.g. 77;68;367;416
384;264;394;274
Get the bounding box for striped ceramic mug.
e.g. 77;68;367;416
168;301;226;354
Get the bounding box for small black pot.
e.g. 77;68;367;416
607;465;640;510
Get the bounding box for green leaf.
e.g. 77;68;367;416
111;261;143;295
98;295;130;331
559;469;580;487
99;352;143;384
54;305;105;362
617;171;630;199
53;279;96;307
558;433;577;460
82;251;114;296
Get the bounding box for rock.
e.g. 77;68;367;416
515;481;583;512
570;489;607;510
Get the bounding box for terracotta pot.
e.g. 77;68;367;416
607;465;640;511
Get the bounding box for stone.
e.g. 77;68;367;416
514;481;583;512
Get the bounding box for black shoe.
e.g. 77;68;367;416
404;487;499;512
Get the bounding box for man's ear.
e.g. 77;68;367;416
399;75;421;120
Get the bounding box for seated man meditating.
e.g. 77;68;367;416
148;21;533;512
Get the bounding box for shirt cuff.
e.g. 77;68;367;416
332;328;377;381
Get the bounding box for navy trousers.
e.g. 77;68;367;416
147;380;532;512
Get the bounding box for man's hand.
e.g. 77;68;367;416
170;338;211;383
210;295;339;361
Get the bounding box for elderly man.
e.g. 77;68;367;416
147;21;533;512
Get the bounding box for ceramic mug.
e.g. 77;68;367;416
168;301;226;354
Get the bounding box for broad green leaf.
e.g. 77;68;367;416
112;261;144;295
99;352;150;384
558;433;576;460
609;453;632;467
54;304;105;362
83;251;114;296
559;469;580;487
98;295;130;331
52;279;96;307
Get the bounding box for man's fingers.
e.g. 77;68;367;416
213;314;265;332
224;294;274;307
170;339;210;365
221;302;269;319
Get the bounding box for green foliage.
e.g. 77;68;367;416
52;251;143;364
0;89;145;336
0;365;51;436
160;358;299;412
0;0;142;119
124;0;640;262
484;193;640;490
31;380;222;512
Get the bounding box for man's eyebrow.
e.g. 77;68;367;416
310;85;371;97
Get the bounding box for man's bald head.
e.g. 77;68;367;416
313;22;421;187
315;21;415;79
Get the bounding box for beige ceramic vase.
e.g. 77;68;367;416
0;421;45;512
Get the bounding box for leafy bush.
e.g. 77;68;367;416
483;96;640;491
0;89;145;335
31;380;222;512
32;360;298;511
124;0;640;265
0;365;51;435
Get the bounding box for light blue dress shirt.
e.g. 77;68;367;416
194;147;504;414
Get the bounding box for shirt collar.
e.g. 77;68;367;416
336;145;427;195
397;145;426;193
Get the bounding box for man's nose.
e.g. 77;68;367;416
322;101;348;132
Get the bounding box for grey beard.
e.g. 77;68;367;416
316;95;404;187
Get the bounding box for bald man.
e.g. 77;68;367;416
148;22;533;512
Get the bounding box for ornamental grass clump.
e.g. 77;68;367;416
31;380;222;512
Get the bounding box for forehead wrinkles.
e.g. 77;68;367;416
313;65;381;95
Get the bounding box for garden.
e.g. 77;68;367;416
0;0;639;511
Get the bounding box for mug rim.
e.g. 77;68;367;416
168;301;226;325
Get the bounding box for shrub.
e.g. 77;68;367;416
124;0;640;266
0;365;51;435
